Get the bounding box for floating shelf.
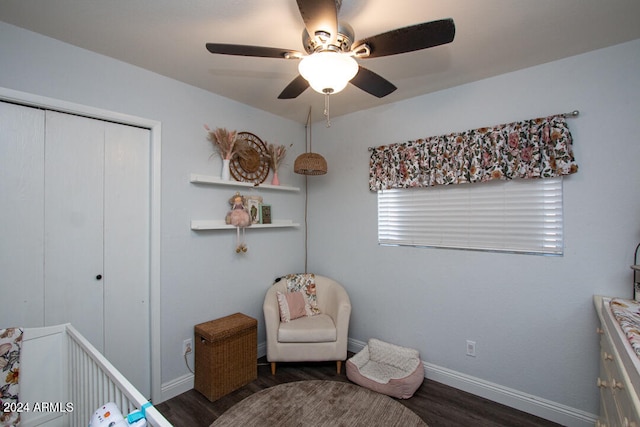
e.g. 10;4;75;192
190;173;300;192
191;219;299;231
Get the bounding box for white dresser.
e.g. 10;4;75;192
594;296;640;427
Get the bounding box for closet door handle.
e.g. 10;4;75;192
96;274;103;280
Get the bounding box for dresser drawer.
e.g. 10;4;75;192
599;331;627;426
596;296;640;427
615;385;640;427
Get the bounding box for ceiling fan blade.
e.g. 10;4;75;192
296;0;338;44
350;66;397;98
206;43;302;59
278;75;310;99
354;18;455;59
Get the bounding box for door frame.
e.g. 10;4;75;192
0;87;163;404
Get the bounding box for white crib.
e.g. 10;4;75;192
19;324;172;427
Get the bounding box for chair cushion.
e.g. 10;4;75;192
276;291;307;322
277;314;337;343
284;273;321;316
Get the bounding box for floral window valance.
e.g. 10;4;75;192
369;114;579;191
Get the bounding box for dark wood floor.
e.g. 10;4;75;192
156;356;564;427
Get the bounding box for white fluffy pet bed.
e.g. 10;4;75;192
346;338;424;399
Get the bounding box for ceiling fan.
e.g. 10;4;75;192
205;0;455;100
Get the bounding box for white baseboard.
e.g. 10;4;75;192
160;373;193;403
348;338;596;427
161;342;267;403
347;337;367;353
161;338;597;426
424;363;596;427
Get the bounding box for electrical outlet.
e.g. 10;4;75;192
466;340;476;357
183;338;193;356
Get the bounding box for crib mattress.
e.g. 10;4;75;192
610;298;640;360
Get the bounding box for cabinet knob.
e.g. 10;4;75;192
596;327;604;335
612;379;624;390
597;377;609;388
96;274;103;280
603;352;613;361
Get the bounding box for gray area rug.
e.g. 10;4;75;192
210;380;427;426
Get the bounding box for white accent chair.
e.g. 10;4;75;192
263;275;351;375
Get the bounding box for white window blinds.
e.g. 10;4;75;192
377;177;564;255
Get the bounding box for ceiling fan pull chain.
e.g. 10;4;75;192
324;92;331;127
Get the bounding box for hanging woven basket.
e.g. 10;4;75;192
294;152;327;175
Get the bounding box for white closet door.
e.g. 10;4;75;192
0;102;45;327
44;111;105;350
1;104;152;398
103;122;151;398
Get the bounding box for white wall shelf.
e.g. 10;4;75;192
189;173;300;231
190;173;300;192
191;220;299;231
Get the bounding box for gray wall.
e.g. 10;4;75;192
307;38;640;418
2;18;640;423
0;21;307;389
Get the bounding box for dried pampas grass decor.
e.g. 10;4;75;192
204;126;250;160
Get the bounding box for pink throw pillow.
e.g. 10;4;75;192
277;291;307;322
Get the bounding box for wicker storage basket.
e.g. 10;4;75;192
194;313;257;401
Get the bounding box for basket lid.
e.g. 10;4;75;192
195;313;257;342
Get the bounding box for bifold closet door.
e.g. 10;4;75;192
103;121;151;398
1;104;151;398
44;111;106;349
0;102;45;328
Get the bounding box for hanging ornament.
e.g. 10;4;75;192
225;192;251;253
235;227;247;253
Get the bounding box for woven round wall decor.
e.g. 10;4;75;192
230;132;270;184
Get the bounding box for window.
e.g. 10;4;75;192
377;177;564;255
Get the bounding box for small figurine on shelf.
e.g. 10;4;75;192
225;192;251;253
246;195;263;224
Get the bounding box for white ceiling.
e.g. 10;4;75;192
1;0;639;124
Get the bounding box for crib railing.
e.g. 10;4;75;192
65;324;172;427
20;324;172;427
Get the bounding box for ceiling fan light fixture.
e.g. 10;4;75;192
298;52;358;94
